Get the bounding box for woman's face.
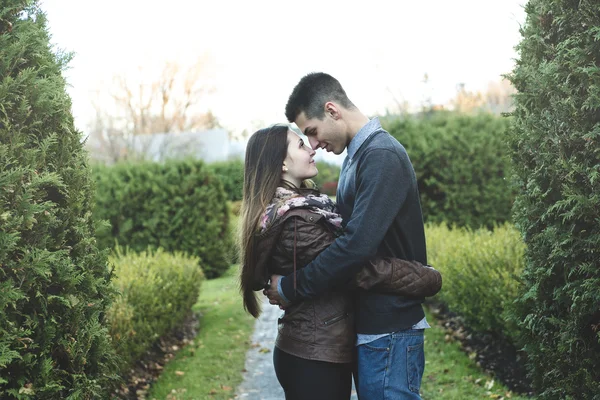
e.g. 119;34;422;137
282;130;318;186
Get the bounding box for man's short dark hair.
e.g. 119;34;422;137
285;72;355;123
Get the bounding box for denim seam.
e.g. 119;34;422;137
407;342;424;394
384;338;392;400
392;329;424;338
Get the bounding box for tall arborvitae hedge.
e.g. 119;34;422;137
508;0;600;398
0;1;118;398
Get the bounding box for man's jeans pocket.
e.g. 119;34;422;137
356;331;425;400
357;336;390;399
407;341;425;394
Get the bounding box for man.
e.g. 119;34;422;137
266;72;429;399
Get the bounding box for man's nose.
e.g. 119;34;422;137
308;137;319;150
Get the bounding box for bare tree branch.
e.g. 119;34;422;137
85;58;219;164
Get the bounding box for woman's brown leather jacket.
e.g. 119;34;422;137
253;208;442;364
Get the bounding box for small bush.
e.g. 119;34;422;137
383;112;515;229
106;248;204;369
312;162;341;191
93;159;231;278
426;223;525;343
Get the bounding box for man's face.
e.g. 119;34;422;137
294;111;348;155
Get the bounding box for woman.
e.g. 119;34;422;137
239;125;441;400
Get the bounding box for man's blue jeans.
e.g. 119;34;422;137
355;329;425;399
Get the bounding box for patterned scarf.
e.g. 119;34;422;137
260;186;343;235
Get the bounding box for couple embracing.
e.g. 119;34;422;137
239;72;442;400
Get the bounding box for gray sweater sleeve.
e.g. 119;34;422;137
280;147;413;302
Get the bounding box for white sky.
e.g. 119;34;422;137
39;0;527;136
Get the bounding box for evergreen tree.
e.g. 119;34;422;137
508;0;600;398
0;1;118;398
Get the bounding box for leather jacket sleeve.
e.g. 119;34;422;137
276;214;441;298
352;258;442;298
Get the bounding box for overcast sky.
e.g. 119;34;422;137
39;0;527;137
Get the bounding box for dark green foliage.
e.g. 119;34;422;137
107;248;204;369
207;160;244;201
312;162;341;194
0;1;118;398
93;159;231;278
507;0;600;398
383;112;515;229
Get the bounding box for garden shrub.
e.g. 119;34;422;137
207;160;244;202
507;0;600;397
0;1;118;397
106;248;204;369
383;112;515;229
426;223;525;343
93;159;231;278
312;161;341;193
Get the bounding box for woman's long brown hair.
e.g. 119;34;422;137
239;125;289;318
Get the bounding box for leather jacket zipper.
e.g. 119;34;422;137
323;313;348;326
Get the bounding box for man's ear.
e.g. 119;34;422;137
324;101;341;120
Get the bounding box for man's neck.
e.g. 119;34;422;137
346;111;371;142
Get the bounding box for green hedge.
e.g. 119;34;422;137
93;159;231;278
383;112;515;229
107;248;204;369
312;162;341;194
0;2;118;398
426;223;525;343
207;160;244;202
508;0;600;397
207;160;342;200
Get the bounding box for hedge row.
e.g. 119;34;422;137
383;112;515;229
206;160;244;202
312;161;341;196
426;223;525;343
93;160;231;278
107;248;204;370
207;160;341;200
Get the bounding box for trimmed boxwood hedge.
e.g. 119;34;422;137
106;248;204;369
383;112;515;229
93;159;231;278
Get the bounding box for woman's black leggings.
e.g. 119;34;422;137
273;346;353;400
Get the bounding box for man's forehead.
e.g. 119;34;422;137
295;115;319;136
294;112;308;128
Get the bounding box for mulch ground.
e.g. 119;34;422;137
111;312;200;400
426;301;535;397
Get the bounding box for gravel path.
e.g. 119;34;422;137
235;297;284;400
235;297;358;399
